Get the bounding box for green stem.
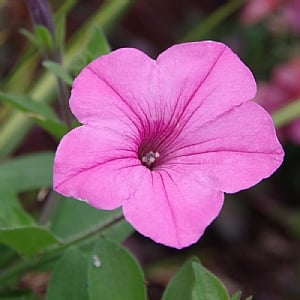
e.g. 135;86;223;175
0;213;124;287
272;98;300;128
180;0;244;41
53;56;73;130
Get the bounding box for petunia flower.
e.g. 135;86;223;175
53;41;284;249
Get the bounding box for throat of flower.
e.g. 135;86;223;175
141;151;160;169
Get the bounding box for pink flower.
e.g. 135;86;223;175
53;41;284;248
240;0;280;25
240;0;300;34
254;58;300;144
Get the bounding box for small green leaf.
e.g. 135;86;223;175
20;26;54;53
231;291;252;300
0;181;35;228
162;257;230;300
192;261;229;300
70;26;111;76
46;247;89;300
42;61;73;86
88;239;146;300
231;291;242;300
0;152;54;192
20;28;43;50
0;92;57;119
0;92;67;139
0;226;59;256
34;25;54;52
162;257;198;300
86;26;111;58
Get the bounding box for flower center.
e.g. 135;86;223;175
141;151;160;169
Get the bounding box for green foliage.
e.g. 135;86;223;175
42;61;73;86
87;240;147;300
0;293;40;300
0;0;268;298
0;181;59;256
231;291;242;300
70;26;111;76
21;25;54;53
0;227;59;256
49;196;133;243
0;182;35;228
0;92;67;138
0;152;54;193
0;0;133;158
162;257;230;300
46;240;146;300
46;247;89;300
231;293;252;300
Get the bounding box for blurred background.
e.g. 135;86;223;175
1;0;300;299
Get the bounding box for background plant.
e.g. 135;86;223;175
0;0;300;299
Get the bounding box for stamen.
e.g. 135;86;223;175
141;151;160;168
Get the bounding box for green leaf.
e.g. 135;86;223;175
0;226;59;256
0;0;134;158
70;26;111;76
34;25;54;52
42;61;73;86
0;92;57;119
0;92;67;139
20;28;43;50
231;291;242;300
0;293;40;300
0;152;54;192
49;196;133;243
0;181;35;228
192;261;229;300
88;239;146;300
20;26;54;53
86;26;111;58
46;247;88;300
231;291;252;300
162;257;230;300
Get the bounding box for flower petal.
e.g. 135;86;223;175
156;41;257;128
69;48;157;131
165;101;284;193
122;169;224;249
53;123;140;209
